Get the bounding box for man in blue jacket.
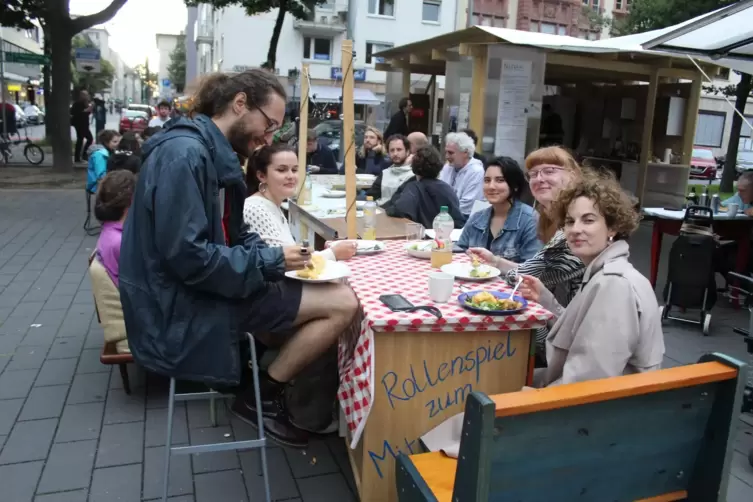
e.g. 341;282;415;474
118;70;358;448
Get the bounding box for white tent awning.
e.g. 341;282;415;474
308;85;381;106
641;1;753;74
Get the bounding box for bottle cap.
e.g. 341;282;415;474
440;206;448;212
367;196;374;201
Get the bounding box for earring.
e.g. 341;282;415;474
608;235;614;243
259;182;268;193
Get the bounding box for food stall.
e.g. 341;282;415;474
373;26;722;207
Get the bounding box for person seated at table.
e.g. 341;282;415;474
243;142;357;262
715;171;753;290
89;170;137;354
469;147;586;362
383;145;465;229
405;131;429;165
107;150;142;175
457;156;541;263
305;128;338;174
519;172;664;387
349;126;388;176
86;130;121;193
721;171;753;214
365;134;415;205
439;132;485;217
461;128;486;165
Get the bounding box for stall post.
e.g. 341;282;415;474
342;40;358;239
637;68;659;205
401;68;411;97
681;74;703;165
468;45;488;152
296;64;310;198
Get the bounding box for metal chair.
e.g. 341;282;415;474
84;189;101;236
162;333;271;501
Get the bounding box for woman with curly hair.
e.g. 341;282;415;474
519;172;664;387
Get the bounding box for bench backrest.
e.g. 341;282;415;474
451;353;746;502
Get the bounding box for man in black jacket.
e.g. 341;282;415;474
383;97;412;138
305;128;338;174
119;70;358;448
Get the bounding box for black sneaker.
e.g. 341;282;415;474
231;393;309;449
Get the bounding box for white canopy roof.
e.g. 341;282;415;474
641;0;753;74
309;85;381;106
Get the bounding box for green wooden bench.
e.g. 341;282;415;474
396;353;747;502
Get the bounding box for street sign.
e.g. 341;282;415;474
3;52;49;65
162;78;171;87
75;48;101;73
331;67;366;82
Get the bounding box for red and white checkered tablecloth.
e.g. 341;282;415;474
336;240;554;448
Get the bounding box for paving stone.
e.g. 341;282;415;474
145;405;188;447
51;282;80;296
0;314;33;334
285;439;339;478
55;401;104;443
96;421;144;468
194;470;248;502
240;447;300;500
46;336;84;360
65;372;108;405
6;345;48;370
0;368;38;399
20;327;58;347
76;348;109;374
189;426;240;473
11;301;45;318
0;399;27;441
0;434;5;450
186;399;230;429
0;418;57;464
19;385;68;421
0;460;44;502
0;333;24;353
43;295;73;311
142;445;194;500
296;473;356;502
34;489;89;501
37;439;97;494
89;464;142;502
84;329;104;350
35;358;77;387
103;388;145;425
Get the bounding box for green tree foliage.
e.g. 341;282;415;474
71;35;115;95
185;0;325;70
0;0;129;172
168;34;187;93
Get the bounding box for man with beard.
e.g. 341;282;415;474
118;70;358;448
365;134;415;205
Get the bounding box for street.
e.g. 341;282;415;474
20;112;122;142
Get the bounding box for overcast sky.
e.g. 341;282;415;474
70;0;188;68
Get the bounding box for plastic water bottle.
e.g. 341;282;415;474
363;196;377;240
431;206;454;269
300;168;312;205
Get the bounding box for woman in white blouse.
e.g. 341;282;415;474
243;143;357;262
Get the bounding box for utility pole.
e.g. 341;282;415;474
0;27;7;139
466;0;474;27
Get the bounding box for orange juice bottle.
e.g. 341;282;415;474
430;206;454;269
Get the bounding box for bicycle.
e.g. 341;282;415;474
0;126;45;166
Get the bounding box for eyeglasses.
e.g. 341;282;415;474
254;105;280;134
526;165;564;181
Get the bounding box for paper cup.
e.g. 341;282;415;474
428;272;454;303
727;203;739;217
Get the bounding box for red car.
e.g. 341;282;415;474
119;109;148;135
689;147;718;180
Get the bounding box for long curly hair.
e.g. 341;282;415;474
94;170;136;222
358;126;384;158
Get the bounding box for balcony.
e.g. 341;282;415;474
193;21;213;45
294;12;347;36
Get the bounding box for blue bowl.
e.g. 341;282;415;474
458;290;528;315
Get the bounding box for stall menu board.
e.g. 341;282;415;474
494;59;532;166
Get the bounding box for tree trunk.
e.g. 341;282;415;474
266;2;288;71
42;24;53;139
721;73;753;193
48;22;74;172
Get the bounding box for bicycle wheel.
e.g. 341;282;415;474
24;143;44;165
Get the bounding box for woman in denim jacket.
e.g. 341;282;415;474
456;157;541;263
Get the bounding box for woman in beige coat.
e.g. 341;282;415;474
520;173;665;387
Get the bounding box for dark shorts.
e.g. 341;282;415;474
239;278;303;336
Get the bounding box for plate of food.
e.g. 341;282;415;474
441;257;500;281
285;254;351;283
458;290;527;315
322;189;346;198
337;240;386;255
405;241;434;259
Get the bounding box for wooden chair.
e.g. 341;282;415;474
100;342;134;394
396;353;747;502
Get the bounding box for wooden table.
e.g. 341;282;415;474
336;242;553;502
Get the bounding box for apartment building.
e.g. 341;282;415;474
156;33;181;98
0;22;44;104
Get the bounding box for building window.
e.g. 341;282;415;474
422;1;441;22
740;115;753;137
529;21;539;32
717;67;730;80
368;0;395;17
694;111;726;147
303;37;332;62
319;0;335;10
535;22;567;35
366;42;394;64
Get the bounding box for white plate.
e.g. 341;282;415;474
341;240;386;255
424;229;463;242
356;174;376;183
356;200;365;209
405;241;434;259
285;261;351;283
441;262;501;281
322;190;346;198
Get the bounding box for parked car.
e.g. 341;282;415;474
13;105;27;128
126;104;154;118
288;119;367;158
119;109;149;135
23;104;44;125
736;150;753;175
689;147;718;180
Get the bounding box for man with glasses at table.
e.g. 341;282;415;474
119;69;358;448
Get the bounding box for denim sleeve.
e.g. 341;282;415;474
456;220;473;250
